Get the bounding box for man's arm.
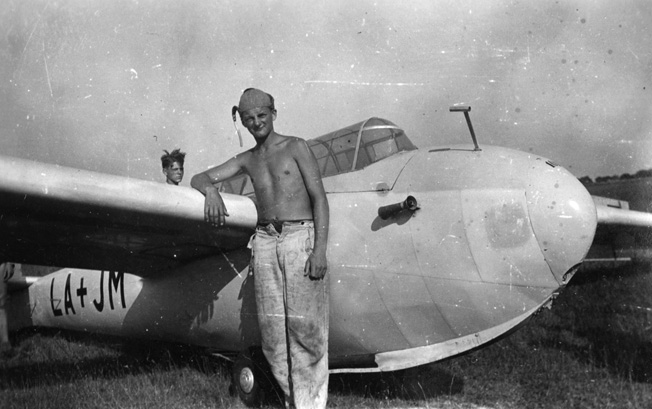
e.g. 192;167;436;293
295;140;329;279
190;157;243;226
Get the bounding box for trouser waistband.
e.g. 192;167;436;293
256;219;313;234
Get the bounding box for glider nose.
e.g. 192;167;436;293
526;158;597;283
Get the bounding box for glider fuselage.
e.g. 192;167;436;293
7;143;598;372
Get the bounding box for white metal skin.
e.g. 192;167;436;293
596;205;652;228
0;155;257;272
0;156;256;228
4;144;599;373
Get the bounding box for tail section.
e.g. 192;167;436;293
0;263;18;350
3;263;40;292
1;263;56;334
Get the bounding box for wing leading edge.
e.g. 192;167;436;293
596;204;652;228
585;196;652;264
0;155;257;277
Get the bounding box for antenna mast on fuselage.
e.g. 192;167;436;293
450;105;481;151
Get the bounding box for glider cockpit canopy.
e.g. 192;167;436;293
218;117;417;197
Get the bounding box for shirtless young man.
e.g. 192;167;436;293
191;88;329;409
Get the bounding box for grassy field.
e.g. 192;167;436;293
2;263;652;409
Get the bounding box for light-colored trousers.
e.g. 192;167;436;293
252;221;329;409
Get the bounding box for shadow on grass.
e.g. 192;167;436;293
329;365;464;401
225;355;464;407
0;327;229;390
249;365;465;408
534;263;652;383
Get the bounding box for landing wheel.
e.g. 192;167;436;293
232;349;269;407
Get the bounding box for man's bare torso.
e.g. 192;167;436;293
242;134;314;222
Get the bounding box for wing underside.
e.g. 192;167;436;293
0;155;257;277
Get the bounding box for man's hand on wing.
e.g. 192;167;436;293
205;188;229;227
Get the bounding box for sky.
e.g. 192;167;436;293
0;0;650;183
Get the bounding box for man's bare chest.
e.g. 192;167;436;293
246;154;302;189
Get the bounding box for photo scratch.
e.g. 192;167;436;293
305;80;425;86
42;40;53;98
20;1;50;64
220;252;242;278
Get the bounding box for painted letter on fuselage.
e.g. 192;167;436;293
93;270;105;312
64;273;75;315
108;271;125;310
50;277;63;317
